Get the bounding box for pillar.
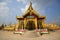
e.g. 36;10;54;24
21;25;23;30
15;20;20;30
24;18;26;29
35;18;38;29
40;19;45;29
42;20;44;28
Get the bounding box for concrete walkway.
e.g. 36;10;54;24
0;30;60;40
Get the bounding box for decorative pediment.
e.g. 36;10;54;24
16;2;46;19
22;2;39;18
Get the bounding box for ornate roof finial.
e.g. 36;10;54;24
30;2;32;6
28;2;33;10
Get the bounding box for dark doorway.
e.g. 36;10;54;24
26;21;35;30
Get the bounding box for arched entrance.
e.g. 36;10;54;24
26;21;35;30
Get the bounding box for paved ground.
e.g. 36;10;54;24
0;30;60;40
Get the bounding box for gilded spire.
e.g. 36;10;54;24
30;2;32;7
28;2;33;10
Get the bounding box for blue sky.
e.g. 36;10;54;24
0;0;60;25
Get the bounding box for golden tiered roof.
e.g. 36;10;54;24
22;2;39;17
16;2;46;19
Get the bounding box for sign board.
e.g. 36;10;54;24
27;16;34;18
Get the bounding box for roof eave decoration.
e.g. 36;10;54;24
39;16;46;19
16;16;23;18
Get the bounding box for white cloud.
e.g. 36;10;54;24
0;2;9;18
17;0;27;4
32;3;46;15
20;4;29;13
3;0;12;3
0;2;10;25
17;0;32;4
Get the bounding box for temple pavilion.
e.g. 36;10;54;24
16;2;46;30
